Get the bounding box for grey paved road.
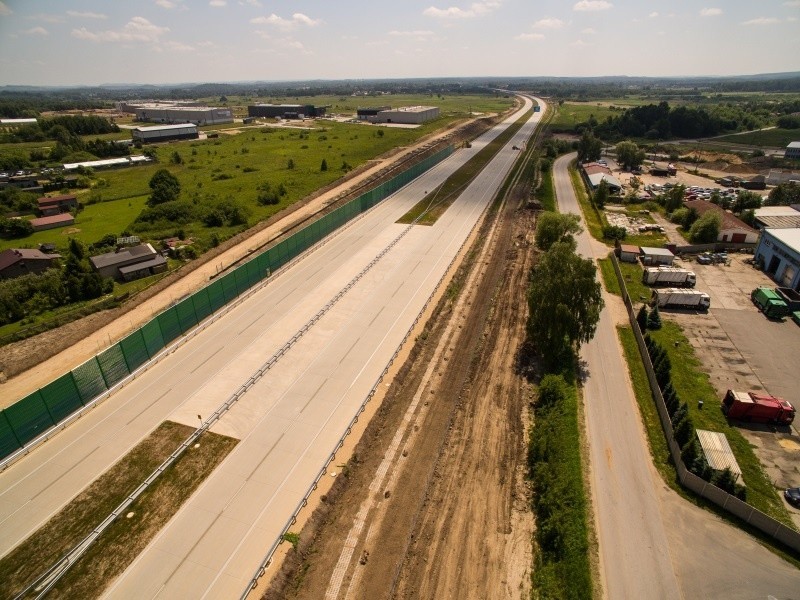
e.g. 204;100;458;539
554;153;799;599
1;99;546;598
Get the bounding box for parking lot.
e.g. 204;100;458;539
665;253;800;526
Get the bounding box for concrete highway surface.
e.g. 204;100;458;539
554;153;799;599
1;97;545;598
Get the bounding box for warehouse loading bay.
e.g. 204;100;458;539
650;251;800;527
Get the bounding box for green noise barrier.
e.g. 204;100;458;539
0;146;453;462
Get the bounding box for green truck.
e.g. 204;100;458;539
751;287;790;319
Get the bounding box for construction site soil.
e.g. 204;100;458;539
261;164;539;600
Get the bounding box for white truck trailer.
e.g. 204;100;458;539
642;266;696;287
651;288;710;311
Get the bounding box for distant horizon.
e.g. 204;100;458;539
2;70;800;91
2;0;799;87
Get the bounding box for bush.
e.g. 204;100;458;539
647;304;662;330
636;304;648;331
602;224;627;240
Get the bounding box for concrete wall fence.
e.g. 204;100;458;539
0;146;454;467
609;253;800;553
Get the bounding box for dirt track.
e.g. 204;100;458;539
262;157;537;600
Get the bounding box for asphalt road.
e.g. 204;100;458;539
1;98;546;598
554;153;800;599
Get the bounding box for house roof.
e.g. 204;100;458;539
0;248;61;271
696;429;742;478
587;172;622;189
619;244;640;254
30;214;74;227
118;255;167;275
90;243;157;269
640;246;674;257
37;194;77;206
787;141;800;149
763;228;800;253
683;199;755;233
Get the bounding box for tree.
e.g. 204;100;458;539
0;217;34;239
663;185;685;213
287;158;295;170
527;240;604;367
688;211;721;243
732;190;763;212
636;304;648;331
148;168;181;206
615;140;646;170
534;212;582;251
593;179;609;208
766;182;800;206
320;158;328;172
647;304;662;330
171;151;183;165
577;130;602;162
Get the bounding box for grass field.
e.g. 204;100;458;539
713;128;800;148
549;101;619;132
0;421;238;598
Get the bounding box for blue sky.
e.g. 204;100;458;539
0;0;798;86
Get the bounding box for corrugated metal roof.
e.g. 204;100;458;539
787;141;800;149
133;123;198;132
696;429;742;479
118;255;166;274
640;246;674;257
756;215;800;229
764;227;800;252
30;214;74;226
63;156;151;170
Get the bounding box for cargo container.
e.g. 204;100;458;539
721;390;795;425
751;287;789;319
642;266;696;287
775;287;800;312
651;288;710;310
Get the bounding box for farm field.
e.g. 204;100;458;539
713;127;800;148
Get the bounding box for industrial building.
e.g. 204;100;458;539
357;106;391;121
754;228;800;290
0;118;37;127
133;106;233;126
640;247;675;266
785;142;800;160
580;162;622;194
370;106;439;124
132;124;198;144
37;194;77;216
247;104;326;119
753;206;800;230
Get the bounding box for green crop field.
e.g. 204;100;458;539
713;128;800;148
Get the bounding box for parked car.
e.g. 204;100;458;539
697;254;712;265
785;487;800;508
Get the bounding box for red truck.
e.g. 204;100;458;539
721;390;795;425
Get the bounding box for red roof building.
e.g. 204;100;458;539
37;194;78;216
0;248;61;279
683;199;758;244
30;213;75;231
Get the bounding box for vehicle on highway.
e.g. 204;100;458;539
785;487;800;508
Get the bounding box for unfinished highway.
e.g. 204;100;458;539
1;97;544;598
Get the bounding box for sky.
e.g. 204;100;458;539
0;0;799;86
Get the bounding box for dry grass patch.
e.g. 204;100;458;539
0;421;237;598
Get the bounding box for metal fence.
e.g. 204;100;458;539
0;146;454;467
609;253;800;553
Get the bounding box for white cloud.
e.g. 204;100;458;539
72;17;169;43
250;12;321;29
581;27;597;34
0;1;11;17
67;10;108;19
155;0;177;8
573;1;612;11
699;8;722;17
209;0;227;6
162;40;194;51
533;18;565;29
423;1;501;19
241;0;262;5
388;30;435;37
514;32;545;41
783;0;800;6
742;16;780;25
23;26;49;36
648;12;658;18
571;39;590;46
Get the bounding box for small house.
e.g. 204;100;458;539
30;213;75;231
0;248;61;280
696;429;743;482
89;243;167;281
37;194;78;217
618;244;640;264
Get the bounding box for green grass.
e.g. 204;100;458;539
648;321;794;526
713;128;800;148
397;107;533;225
535;164;556;212
568;163;606;241
597;258;621;295
617;326;675;484
529;376;592;599
549;102;619;132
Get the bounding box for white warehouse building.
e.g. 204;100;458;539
371;106;440;124
132;105;233;126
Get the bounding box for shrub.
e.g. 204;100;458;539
647;304;662;330
602;224;627;240
636;304;648;331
